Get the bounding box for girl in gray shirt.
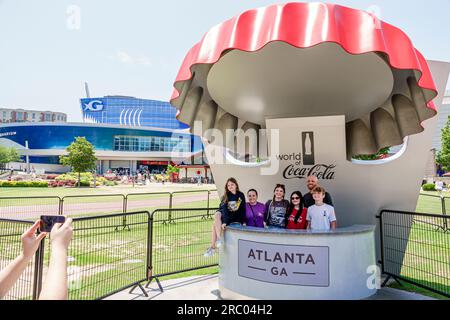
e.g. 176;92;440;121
265;184;290;228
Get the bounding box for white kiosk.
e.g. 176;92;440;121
219;225;376;300
169;3;450;299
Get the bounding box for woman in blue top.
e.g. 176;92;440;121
204;177;246;257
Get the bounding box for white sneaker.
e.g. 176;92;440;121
203;247;215;257
215;239;223;248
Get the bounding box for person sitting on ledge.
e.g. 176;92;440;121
285;191;308;230
265;184;290;229
306;186;337;231
303;175;334;208
204;177;246;257
245;189;266;229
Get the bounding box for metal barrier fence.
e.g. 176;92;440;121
0;196;61;220
146;208;219;291
378;210;450;298
416;193;446;216
0;190;219;220
66;211;150;300
0;212;151;300
125;192;171;213
0;218;37;300
1;208;220;299
61;194;126;218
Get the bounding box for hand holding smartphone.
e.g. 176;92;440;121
40;215;66;233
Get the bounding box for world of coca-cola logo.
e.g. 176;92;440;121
278;132;336;180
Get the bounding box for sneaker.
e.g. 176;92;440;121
203;247;215;257
215;239;223;248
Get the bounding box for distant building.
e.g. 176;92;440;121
80;96;188;130
0;108;67;124
0;122;208;176
432;90;450;151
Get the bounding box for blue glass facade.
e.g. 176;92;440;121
0;123;200;153
80;96;189;130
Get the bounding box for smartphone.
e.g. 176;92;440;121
40;215;65;232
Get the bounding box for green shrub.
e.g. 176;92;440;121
422;184;436;191
0;181;48;188
55;174;77;182
79;179;90;187
33;181;48;187
0;181;15;187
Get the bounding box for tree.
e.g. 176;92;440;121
59;137;97;187
166;164;180;174
0;146;20;169
436;116;450;172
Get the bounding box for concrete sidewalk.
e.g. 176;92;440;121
104;275;436;300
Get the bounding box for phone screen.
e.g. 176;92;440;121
40;215;66;232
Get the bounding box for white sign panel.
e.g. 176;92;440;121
238;239;330;287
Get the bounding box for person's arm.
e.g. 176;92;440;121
0;220;46;299
39;218;73;300
329;207;337;230
239;194;247;224
301;208;308;229
264;200;272;225
306;210;311;230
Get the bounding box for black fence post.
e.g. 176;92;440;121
58;197;63;215
121;195;130;231
144;210;163;292
168;193;173;224
442;196;449;231
377;210;389;287
32;238;45;300
60;197;65;216
147;211;153;281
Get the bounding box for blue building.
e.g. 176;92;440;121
80;96;189;129
0;123;207;175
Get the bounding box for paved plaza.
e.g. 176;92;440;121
105;275;435;301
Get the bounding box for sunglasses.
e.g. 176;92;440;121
291;197;300;200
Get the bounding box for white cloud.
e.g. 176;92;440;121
116;51;134;64
110;51;152;67
136;55;152;66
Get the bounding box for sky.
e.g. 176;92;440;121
0;0;449;122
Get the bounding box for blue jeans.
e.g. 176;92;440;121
228;222;242;227
267;225;284;230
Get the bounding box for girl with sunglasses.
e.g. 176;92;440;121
286;191;308;230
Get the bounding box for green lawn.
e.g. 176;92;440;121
0;187;220;221
415;192;447;214
381;193;450;300
0;184;218;197
389;279;449;300
388;220;449;300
